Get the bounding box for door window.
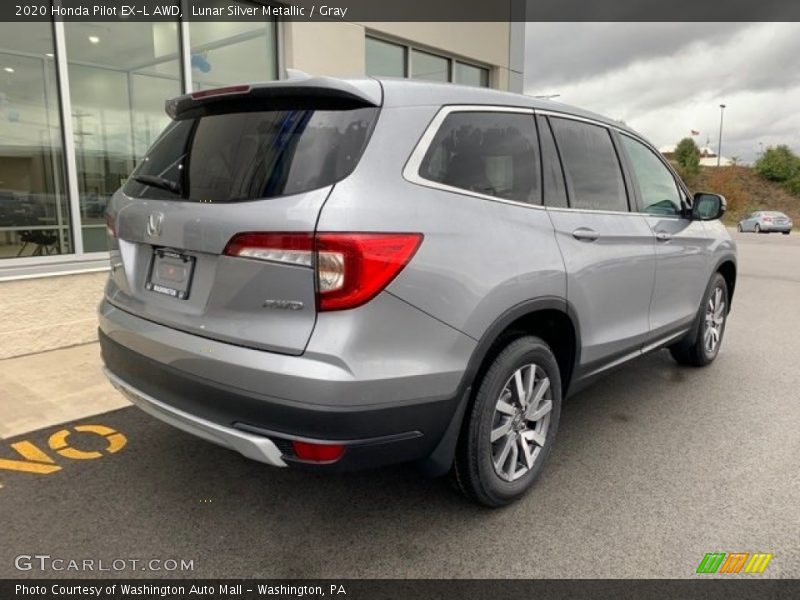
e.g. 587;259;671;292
419;111;540;205
620;135;682;216
549;117;628;212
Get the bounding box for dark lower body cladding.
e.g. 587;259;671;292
99;330;460;472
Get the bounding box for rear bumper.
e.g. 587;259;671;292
104;367;287;467
98;297;473;471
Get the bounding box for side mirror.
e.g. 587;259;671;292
692;192;727;221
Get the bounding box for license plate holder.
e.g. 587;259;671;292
146;248;196;300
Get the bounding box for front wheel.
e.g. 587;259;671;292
737;224;743;232
452;336;562;507
782;231;790;235
754;223;761;233
670;273;729;367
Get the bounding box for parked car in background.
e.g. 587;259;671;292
738;211;793;234
99;77;737;506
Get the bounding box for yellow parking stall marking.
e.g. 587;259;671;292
0;441;61;474
0;424;127;486
48;425;128;460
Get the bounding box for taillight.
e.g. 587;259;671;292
105;213;116;238
223;232;423;311
315;233;422;311
223;232;313;266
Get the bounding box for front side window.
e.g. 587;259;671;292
549;117;628;212
621;135;682;216
418;111;540;205
123;107;378;203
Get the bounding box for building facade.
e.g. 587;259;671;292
0;5;522;357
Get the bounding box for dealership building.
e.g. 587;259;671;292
0;6;523;357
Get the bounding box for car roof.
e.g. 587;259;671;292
372;77;637;134
190;75;642;140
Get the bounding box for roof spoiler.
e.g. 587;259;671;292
165;77;382;119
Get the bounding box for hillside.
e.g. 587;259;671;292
686;165;799;226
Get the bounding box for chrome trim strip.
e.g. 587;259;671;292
402;104;538;210
401;104;695;220
104;368;287;468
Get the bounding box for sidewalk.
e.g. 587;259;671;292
0;342;129;439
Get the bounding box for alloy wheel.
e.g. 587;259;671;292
490;363;552;482
704;286;726;354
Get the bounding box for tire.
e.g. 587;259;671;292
737;224;742;232
782;231;790;235
669;273;729;367
452;336;562;507
754;223;761;233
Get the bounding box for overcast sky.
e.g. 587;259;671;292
524;23;800;163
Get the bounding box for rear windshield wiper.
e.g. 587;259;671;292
133;174;182;195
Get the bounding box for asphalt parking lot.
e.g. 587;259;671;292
1;230;798;579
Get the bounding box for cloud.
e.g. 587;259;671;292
524;23;800;162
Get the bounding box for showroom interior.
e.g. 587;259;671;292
0;5;522;358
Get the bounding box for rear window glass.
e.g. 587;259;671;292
418;111;540;205
123;107;378;202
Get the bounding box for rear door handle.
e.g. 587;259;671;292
655;231;672;242
572;227;599;242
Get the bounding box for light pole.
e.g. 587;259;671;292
717;104;726;167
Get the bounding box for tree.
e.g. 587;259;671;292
754;145;800;183
674;137;701;179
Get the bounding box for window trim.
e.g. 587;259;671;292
402;104;541;209
404;104;689;218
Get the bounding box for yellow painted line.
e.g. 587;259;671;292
0;441;61;474
0;424;127;483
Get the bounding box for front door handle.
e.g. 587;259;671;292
655;231;672;242
572;227;599;242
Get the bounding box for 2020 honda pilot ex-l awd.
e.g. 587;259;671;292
100;76;736;506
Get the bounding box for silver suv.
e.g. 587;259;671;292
100;77;736;506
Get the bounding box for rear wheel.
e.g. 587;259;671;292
670;273;729;367
754;223;761;233
737;224;743;232
453;336;561;507
783;231;790;235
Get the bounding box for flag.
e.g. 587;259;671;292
691;130;700;136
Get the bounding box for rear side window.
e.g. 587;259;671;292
419;111;540;205
549;117;628;212
123;107;378;202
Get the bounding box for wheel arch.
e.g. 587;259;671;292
419;297;580;478
716;258;737;307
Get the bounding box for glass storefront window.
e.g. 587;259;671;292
0;23;70;259
366;37;406;77
455;62;489;87
64;22;182;253
188;5;278;91
411;49;449;82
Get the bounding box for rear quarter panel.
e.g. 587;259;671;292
316;105;567;341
